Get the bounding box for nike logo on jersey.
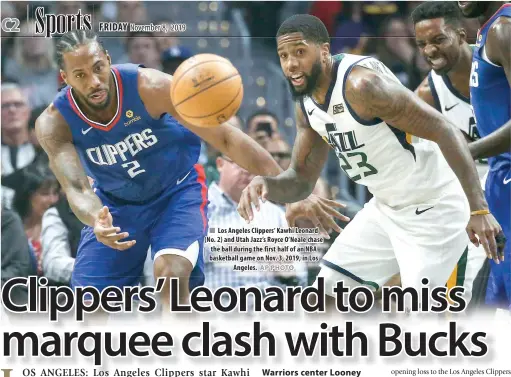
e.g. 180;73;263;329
445;103;459;111
82;127;93;135
177;170;191;185
504;177;511;185
415;206;434;215
308;108;315;116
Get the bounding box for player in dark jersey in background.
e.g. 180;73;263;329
36;30;348;311
459;1;511;310
410;2;489;308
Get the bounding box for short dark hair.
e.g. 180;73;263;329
246;109;279;127
56;29;106;70
125;31;158;52
277;14;329;44
411;2;463;28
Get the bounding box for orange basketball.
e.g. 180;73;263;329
171;54;243;128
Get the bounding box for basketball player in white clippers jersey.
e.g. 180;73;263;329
237;14;504;311
411;2;489;307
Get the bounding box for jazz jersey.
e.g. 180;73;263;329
427;67;488;181
301;54;458;209
53;63;202;202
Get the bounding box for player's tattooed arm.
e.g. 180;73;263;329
263;102;330;203
138;68;282;177
345;65;487;211
469;17;511;159
35;105;103;227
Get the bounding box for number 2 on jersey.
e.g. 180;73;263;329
122;160;146;178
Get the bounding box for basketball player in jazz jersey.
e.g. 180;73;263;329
459;1;511;310
411;2;488;306
35;30;347;310
237;14;504;305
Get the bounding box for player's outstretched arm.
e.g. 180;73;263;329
36;107;135;251
35;106;103;227
138;68;281;177
345;66;503;263
469;17;511;159
263;102;330;203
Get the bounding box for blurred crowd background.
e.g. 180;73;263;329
1;1;480;304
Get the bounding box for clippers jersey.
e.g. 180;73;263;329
53;63;201;202
470;4;511;172
301;54;459;209
428;68;488;181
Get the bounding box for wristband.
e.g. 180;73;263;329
471;209;490;216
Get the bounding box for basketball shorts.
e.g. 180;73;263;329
447;241;486;306
314;183;471;300
71;164;209;293
484;167;511;310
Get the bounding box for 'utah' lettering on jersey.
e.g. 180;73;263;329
428;68;488;182
301;54;457;208
470;4;511;172
53;63;201;202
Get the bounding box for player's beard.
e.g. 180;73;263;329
86;90;112;110
460;2;491;18
287;59;322;101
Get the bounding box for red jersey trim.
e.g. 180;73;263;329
67;67;124;132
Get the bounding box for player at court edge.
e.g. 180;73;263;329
35;29;349;312
459;1;511;310
237;14;505;307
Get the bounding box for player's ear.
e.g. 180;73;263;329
60;70;68;85
321;42;330;62
106;52;112;65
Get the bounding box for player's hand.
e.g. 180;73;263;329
285;194;350;239
237;176;268;222
467;213;505;264
93;206;136;251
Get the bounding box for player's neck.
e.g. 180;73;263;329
311;56;334;105
479;2;506;25
446;44;472;98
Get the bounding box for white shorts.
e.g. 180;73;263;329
315;184;471;295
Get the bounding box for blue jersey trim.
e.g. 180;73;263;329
427;72;442;113
442;74;470;104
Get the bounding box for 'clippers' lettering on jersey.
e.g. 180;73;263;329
85;129;158;166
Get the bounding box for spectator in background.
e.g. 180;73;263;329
1;206;37;306
375;17;428;89
246;109;281;149
41;195;83;286
13;172;60;276
126;32;162;70
265;138;291;171
1;2;17;73
155;19;182;52
161;45;193;75
204;154;308;306
331;2;369;55
1;83;45;208
99;1;149;63
3;21;58;108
